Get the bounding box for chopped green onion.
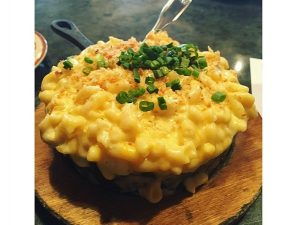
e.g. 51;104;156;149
129;87;145;98
117;42;207;87
118;52;132;62
144;47;158;60
160;66;169;75
139;42;149;51
133;68;141;83
165;57;173;64
82;67;92;75
96;54;104;61
127;87;145;103
197;56;207;69
97;61;107;68
136;87;146;96
126;95;135;103
175;68;192;76
116;91;129;104
166;79;182;91
147;84;159;94
128;90;137;99
174;46;182;53
152;46;164;54
189;45;199;57
63;60;73;69
157;97;167;110
211;91;226;103
144;60;152;68
138;54;146;61
153;69;165;79
97;60;108;68
145;76;155;85
117;88;145;104
180;57;190;68
157;57;165;65
171;82;182;91
166;79;178;87
127;48;135;55
84;57;94;64
132;61;139;68
167;50;176;57
166;43;174;48
139;101;154;112
150;60;160;69
132;54;145;68
180;44;198;58
171;57;180;67
121;62;130;69
96;52;108;69
192;67;200;78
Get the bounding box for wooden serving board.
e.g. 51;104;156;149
35;104;262;225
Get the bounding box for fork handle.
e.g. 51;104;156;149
151;0;192;32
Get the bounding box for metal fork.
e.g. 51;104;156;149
145;0;192;39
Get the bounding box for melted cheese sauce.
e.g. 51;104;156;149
39;31;257;202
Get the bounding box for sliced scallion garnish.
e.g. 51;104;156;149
160;66;169;75
166;79;182;91
180;57;190;68
153;69;165;79
115;42;210;109
145;76;155;85
116;91;129;104
84;57;94;64
197;56;207;69
133;68;141;83
175;68;192;76
97;60;108;68
147;84;159;94
157;97;167;110
63;60;73;69
139;101;154;112
150;60;160;69
96;54;108;68
82;67;92;75
211;91;226;103
128;87;145;98
192;67;200;78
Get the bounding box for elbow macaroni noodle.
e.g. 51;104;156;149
38;31;257;203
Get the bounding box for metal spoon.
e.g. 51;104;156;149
146;0;192;38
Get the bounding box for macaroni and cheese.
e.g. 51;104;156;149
39;31;257;203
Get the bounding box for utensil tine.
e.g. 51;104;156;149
145;0;192;40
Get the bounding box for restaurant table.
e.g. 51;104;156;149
35;0;262;224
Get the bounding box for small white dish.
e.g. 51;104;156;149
35;31;48;68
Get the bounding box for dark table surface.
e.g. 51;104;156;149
35;0;262;224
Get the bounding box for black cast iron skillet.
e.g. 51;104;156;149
51;19;94;51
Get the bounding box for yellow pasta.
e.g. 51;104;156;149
38;31;257;203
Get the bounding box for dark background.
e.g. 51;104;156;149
35;0;262;224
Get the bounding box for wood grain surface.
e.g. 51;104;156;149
35;104;262;225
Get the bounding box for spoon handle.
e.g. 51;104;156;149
151;0;192;32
